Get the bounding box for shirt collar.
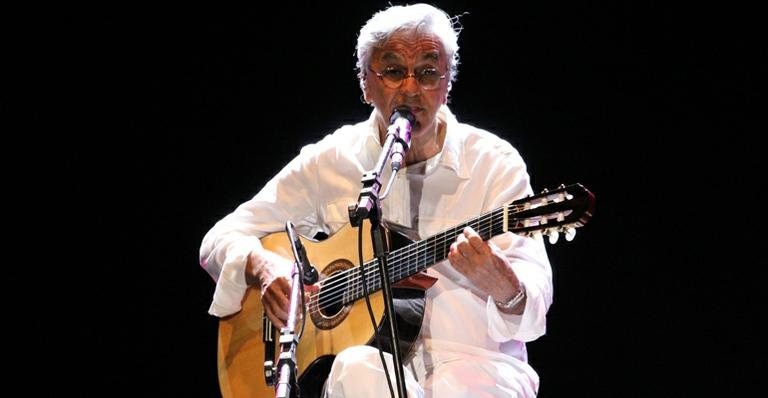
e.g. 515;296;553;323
435;105;471;179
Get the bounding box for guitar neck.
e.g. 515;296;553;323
345;208;507;303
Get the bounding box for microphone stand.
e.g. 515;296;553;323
348;132;408;398
274;222;311;398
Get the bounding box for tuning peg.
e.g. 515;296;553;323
548;229;559;244
565;227;576;241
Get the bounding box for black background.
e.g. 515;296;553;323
35;1;763;396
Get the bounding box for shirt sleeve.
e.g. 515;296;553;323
204;236;259;317
486;232;552;342
198;143;322;317
479;145;554;342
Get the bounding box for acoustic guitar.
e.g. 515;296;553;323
216;183;595;397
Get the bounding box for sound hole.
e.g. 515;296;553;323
317;285;344;317
309;259;354;330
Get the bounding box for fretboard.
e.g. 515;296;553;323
341;207;508;304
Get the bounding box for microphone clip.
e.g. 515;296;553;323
285;221;318;285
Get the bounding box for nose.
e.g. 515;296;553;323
399;73;420;96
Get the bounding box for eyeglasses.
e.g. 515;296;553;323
369;65;446;90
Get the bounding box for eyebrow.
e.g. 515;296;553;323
421;52;440;62
380;51;440;64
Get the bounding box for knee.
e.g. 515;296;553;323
325;346;382;397
332;345;380;370
326;346;423;398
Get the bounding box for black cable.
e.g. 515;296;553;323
358;224;396;398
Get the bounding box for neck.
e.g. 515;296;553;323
405;129;442;165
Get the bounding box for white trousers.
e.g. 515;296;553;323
323;345;538;398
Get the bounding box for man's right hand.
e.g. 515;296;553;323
245;250;294;328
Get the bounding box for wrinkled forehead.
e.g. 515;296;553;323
371;31;446;65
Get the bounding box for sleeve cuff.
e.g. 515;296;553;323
486;294;522;342
207;238;257;317
486;284;547;342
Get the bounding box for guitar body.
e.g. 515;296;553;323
215;183;595;397
217;222;427;398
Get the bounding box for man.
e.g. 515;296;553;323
200;4;552;397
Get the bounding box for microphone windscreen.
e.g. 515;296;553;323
389;107;415;125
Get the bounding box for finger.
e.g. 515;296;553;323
264;282;291;321
448;242;468;269
265;308;285;329
455;233;469;251
274;275;293;295
464;227;491;255
264;294;289;326
456;236;478;259
261;287;288;328
463;226;479;238
265;286;289;307
304;283;320;293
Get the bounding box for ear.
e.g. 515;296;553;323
361;82;372;104
360;76;371;104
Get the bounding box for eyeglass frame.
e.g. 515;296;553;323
367;65;447;90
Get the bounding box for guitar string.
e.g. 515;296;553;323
307;199;546;299
307;217;502;316
306;199;569;316
305;208;507;316
310;207;503;295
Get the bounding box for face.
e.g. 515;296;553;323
364;31;450;144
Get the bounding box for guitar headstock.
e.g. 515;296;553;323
506;183;595;243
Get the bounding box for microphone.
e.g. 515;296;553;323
388;107;414;171
285;221;318;285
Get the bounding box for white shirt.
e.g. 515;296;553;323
199;105;552;367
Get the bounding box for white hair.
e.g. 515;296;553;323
356;3;462;93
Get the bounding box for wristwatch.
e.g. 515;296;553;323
495;284;526;310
